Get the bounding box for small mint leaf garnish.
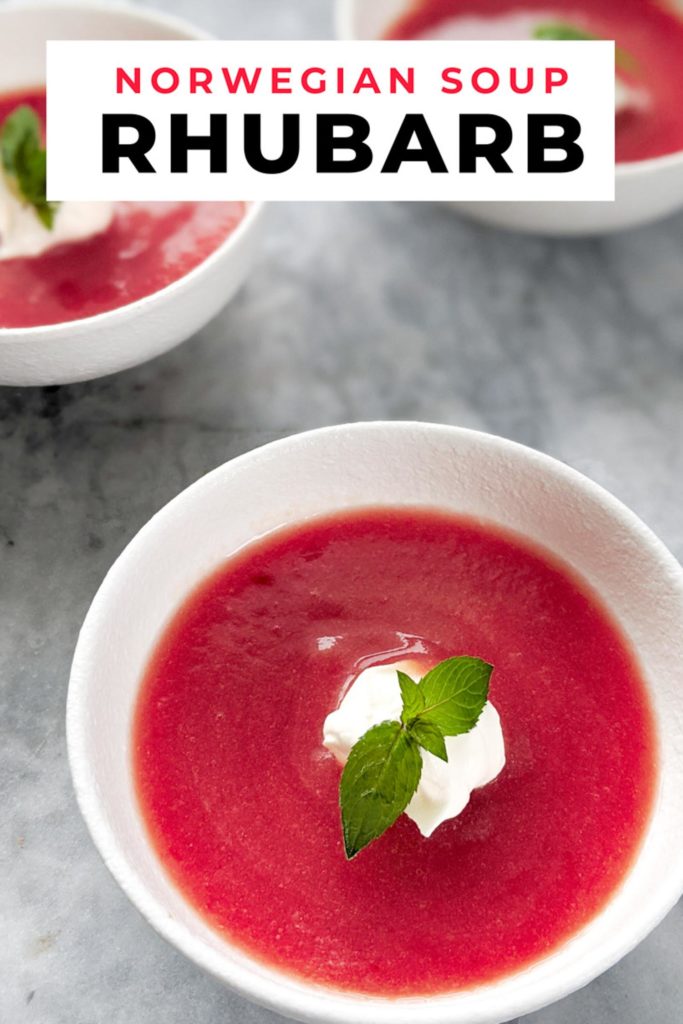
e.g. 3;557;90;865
417;657;492;736
533;20;599;42
398;670;425;723
1;105;58;230
409;719;448;762
338;655;493;858
533;21;638;75
340;720;422;860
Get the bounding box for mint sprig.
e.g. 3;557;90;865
340;656;493;859
1;106;58;230
398;670;424;721
533;20;599;43
416;656;494;735
533;21;638;75
340;721;423;862
409;719;448;762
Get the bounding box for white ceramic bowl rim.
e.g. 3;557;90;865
334;0;683;178
0;0;264;341
67;421;683;1024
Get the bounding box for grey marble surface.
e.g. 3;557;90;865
2;0;683;1021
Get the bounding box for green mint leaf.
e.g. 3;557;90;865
417;657;492;736
533;21;598;43
408;719;448;762
1;106;58;230
340;720;422;859
337;656;495;857
533;21;637;75
398;670;424;724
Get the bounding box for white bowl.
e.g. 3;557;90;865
68;421;683;1024
0;2;265;386
337;0;683;236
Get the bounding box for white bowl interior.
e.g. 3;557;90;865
338;0;408;39
0;2;205;92
68;423;683;1024
338;0;683;235
340;0;683;48
0;4;264;386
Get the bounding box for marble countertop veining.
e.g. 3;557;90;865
2;1;683;1021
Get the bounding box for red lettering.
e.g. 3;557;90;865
302;67;326;94
511;68;534;94
151;67;180;94
472;67;500;94
546;67;569;92
190;67;213;94
116;67;140;94
221;66;262;93
272;67;292;94
390;67;415;94
354;67;381;94
441;67;463;94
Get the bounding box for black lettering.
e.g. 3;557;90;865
459;115;513;173
102;114;155;173
317;114;373;173
528;115;584;173
170;114;227;173
244;114;300;174
382;114;447;173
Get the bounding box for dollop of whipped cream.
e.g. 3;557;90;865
418;13;649;117
615;77;649;116
0;169;113;260
323;659;506;838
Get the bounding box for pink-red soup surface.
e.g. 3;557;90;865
134;507;656;996
0;89;245;328
387;0;683;164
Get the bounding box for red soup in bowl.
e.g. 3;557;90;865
387;0;683;165
0;89;245;329
134;506;656;996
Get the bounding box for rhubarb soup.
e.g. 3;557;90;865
0;89;245;328
133;507;657;996
387;0;683;164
